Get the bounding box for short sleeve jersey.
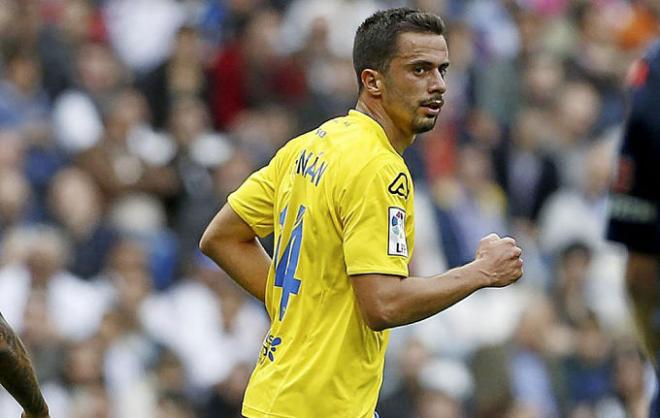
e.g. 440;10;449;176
228;110;415;418
607;38;660;254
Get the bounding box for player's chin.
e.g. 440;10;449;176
412;116;438;134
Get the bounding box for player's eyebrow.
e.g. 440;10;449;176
407;59;451;69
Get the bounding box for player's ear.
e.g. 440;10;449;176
361;69;383;97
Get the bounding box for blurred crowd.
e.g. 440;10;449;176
0;0;657;417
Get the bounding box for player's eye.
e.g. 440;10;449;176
439;65;449;78
413;66;425;75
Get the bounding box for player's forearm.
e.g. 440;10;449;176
200;236;270;303
0;315;48;417
363;261;490;330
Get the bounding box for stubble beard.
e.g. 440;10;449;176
412;114;438;134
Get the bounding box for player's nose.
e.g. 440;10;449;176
429;68;447;95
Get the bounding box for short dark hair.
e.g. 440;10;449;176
353;8;446;90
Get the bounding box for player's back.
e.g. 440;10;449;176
230;110;415;418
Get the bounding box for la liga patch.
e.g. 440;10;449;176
388;207;408;257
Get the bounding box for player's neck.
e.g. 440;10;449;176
354;100;413;155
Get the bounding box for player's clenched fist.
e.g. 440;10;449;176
474;233;523;287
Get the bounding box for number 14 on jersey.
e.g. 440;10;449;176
274;205;306;321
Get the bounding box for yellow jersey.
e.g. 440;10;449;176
228;110;415;418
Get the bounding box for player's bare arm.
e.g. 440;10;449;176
0;313;49;418
352;234;523;331
199;203;271;302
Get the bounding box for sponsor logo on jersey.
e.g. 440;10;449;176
609;194;657;223
388;207;408;257
260;334;282;363
388;173;409;199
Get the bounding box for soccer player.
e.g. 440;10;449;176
200;8;523;418
0;313;50;418
606;5;660;415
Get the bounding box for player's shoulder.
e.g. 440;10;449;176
337;149;409;201
336;153;412;210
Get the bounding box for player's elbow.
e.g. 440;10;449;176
361;302;397;332
200;204;256;258
199;229;212;255
364;317;390;332
199;226;221;257
353;275;401;331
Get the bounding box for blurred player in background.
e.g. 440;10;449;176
0;313;49;418
607;1;660;416
201;7;523;418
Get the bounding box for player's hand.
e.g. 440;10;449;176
474;233;523;287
